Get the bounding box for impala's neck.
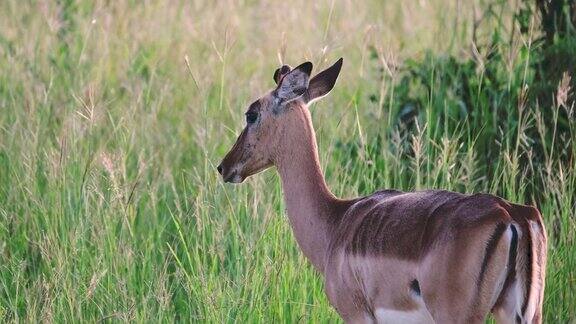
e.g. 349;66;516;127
274;105;349;272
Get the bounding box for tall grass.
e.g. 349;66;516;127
0;0;574;322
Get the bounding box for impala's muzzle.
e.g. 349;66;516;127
218;129;248;184
216;160;244;183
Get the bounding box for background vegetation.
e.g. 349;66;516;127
0;0;574;322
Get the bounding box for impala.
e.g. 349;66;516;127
217;58;547;323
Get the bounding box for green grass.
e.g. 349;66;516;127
0;0;574;322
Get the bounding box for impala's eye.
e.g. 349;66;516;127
246;112;258;124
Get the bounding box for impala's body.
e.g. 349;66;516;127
325;190;546;323
217;59;547;323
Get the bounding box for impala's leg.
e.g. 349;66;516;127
491;224;523;324
420;223;512;324
325;283;374;324
325;291;374;324
492;279;522;324
342;313;374;324
493;218;547;324
324;265;375;323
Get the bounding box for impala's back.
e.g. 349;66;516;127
324;189;546;324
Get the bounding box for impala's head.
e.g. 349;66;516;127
217;58;343;183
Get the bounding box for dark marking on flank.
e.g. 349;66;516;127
410;279;421;295
477;222;507;293
495;224;519;311
508;225;518;280
516;313;522;323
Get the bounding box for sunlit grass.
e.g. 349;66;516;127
0;0;574;322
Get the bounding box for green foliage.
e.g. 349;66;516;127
363;0;575;198
0;0;574;322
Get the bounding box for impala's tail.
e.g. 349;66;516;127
496;205;547;324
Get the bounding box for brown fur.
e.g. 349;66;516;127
218;61;547;323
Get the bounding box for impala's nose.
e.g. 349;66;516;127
217;164;223;175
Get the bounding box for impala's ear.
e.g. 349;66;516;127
304;58;343;104
273;65;292;85
274;61;313;102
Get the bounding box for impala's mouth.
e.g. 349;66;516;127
224;173;244;184
220;168;244;184
218;162;243;184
